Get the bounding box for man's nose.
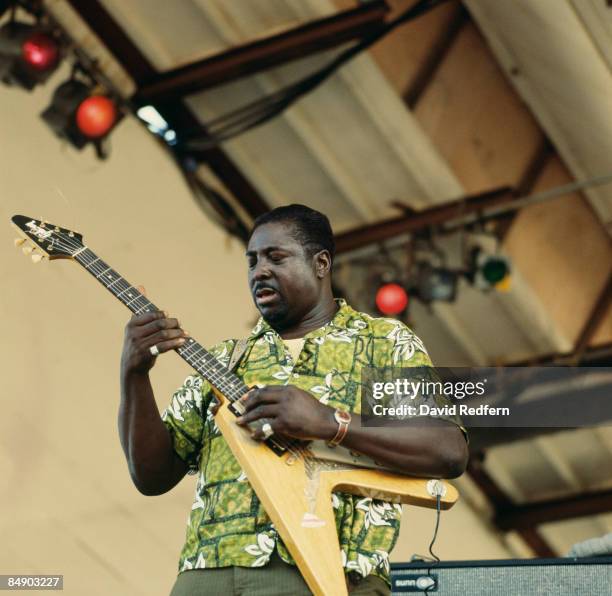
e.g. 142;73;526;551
252;261;272;280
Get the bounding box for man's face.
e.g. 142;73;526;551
246;222;321;329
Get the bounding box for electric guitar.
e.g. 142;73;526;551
11;215;458;596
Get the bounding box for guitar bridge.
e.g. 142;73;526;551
266;437;287;456
226;399;286;456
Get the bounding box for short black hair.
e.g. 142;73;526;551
250;204;335;263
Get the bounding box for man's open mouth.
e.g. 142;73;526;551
255;288;279;305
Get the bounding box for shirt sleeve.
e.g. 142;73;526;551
383;320;468;442
161;374;213;474
161;339;236;474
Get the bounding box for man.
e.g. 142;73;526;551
119;204;468;595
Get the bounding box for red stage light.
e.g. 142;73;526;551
375;283;408;315
22;32;59;71
75;95;117;138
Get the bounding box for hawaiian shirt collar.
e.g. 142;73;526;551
248;298;359;341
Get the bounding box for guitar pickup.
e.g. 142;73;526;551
228;401;246;417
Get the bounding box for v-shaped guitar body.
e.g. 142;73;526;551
213;393;458;596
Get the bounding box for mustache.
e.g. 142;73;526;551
253;283;279;294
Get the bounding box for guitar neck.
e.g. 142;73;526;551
73;247;248;402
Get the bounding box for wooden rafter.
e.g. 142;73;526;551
506;340;612;367
335;185;516;253
65;0;270;220
570;271;612;364
467;457;556;557
404;3;467;107
495;488;612;530
135;1;389;104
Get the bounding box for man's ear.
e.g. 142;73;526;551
314;250;332;278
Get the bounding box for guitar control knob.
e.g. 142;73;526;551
14;238;26;246
31;253;44;263
22;245;34;255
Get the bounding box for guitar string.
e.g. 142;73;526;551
33;229;413;530
28;228;424;567
52;236;307;460
42;230;309;461
48;235;248;398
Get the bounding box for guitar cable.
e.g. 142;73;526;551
424;494;442;595
409;492;441;594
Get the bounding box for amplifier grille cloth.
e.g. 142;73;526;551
391;559;612;595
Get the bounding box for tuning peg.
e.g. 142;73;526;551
22;245;34;255
31;253;45;263
14;238;26;247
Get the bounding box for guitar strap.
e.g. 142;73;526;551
228;338;249;372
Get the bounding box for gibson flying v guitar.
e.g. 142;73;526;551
11;215;458;596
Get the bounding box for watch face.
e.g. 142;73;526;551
336;410;351;423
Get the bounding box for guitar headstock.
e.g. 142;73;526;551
11;215;84;262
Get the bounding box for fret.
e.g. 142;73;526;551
95;266;111;279
73;247;247;402
125;294;144;307
117;286;138;299
135;301;155;314
107;277;123;290
76;250;96;266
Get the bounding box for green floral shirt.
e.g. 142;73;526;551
161;299;462;585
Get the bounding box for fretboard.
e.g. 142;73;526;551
74;247;248;402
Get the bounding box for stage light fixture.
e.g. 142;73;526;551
41;77;119;158
0;22;60;90
412;261;458;303
75;94;117;138
481;256;510;285
136;104;178;146
467;247;512;291
375;282;409;316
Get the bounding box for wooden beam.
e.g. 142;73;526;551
507;341;612;367
467;428;564;452
467;458;556;557
135;2;389;104
495;137;554;241
65;0;270;220
515;137;554;197
466;457;511;509
515;528;557;558
65;0;155;82
153;100;270;218
404;3;467;108
495;489;612;531
335;185;515;253
570;271;612;363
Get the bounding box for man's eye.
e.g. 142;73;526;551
270;254;285;262
247;259;256;268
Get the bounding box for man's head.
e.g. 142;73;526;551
246;204;335;329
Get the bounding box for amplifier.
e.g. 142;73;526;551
391;557;612;595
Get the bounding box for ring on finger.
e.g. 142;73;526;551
261;422;274;439
149;344;160;357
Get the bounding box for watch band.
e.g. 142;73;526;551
328;409;351;447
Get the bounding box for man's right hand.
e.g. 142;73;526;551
118;292;191;495
121;309;188;375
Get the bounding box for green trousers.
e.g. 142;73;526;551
169;552;389;596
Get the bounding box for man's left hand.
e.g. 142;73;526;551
236;385;337;441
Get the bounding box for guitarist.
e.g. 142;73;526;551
119;204;468;595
